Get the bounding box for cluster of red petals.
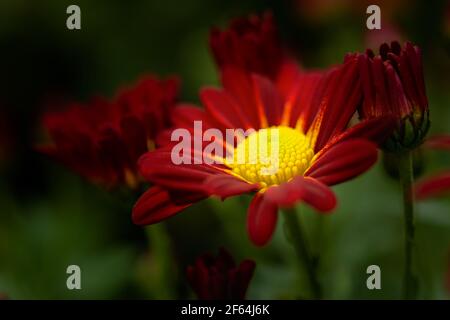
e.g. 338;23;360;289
39;76;179;188
358;41;428;119
357;41;429;152
187;248;255;300
209;11;284;80
133;52;395;245
415;135;450;200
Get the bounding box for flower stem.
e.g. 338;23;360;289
143;224;177;299
397;150;417;299
284;208;322;299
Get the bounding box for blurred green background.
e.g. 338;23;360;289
0;0;449;299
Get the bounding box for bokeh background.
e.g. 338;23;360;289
1;0;449;299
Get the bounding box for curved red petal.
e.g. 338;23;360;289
275;58;302;100
415;172;450;200
138;150;221;193
200;88;252;130
203;173;259;200
132;186;193;225
296;177;337;212
305;139;378;186
425;135;450;151
170;104;212;129
287;71;325;130
337;116;396;145
247;193;278;246
154;128;173;147
220;66;261;129
314;116;396;160
252;74;283;127
312;58;361;152
264;176;336;212
231;260;256;299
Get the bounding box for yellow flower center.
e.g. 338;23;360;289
226;126;314;187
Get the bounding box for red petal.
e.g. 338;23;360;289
119;115;147;163
203;174;259;200
96;126;130;180
358;53;392;118
415;172;450;200
132;187;193;225
275;59;302;100
314;116;396;160
170;104;212;129
230;259;256;299
264;176;336;212
287;71;326;130
220;66;261;129
200;88;252;130
305;139;378;186
138;150;221;193
313;58;362;152
335;116;396;145
425;135;450;151
247;193;278;246
154;129;173;147
252;74;283;127
398;42;428;111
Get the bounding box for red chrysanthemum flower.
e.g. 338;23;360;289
415;135;450;200
187;248;255;300
39;75;179;188
133;56;395;246
208;11;315;128
357;41;430;152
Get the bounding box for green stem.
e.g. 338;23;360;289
144;224;176;299
398;150;417;299
284;208;322;299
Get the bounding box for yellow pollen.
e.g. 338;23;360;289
225;126;314;187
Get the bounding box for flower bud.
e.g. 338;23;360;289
358;41;430;153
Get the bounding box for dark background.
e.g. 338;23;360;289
0;0;449;299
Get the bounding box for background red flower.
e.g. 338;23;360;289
187;248;255;300
38;76;179;188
